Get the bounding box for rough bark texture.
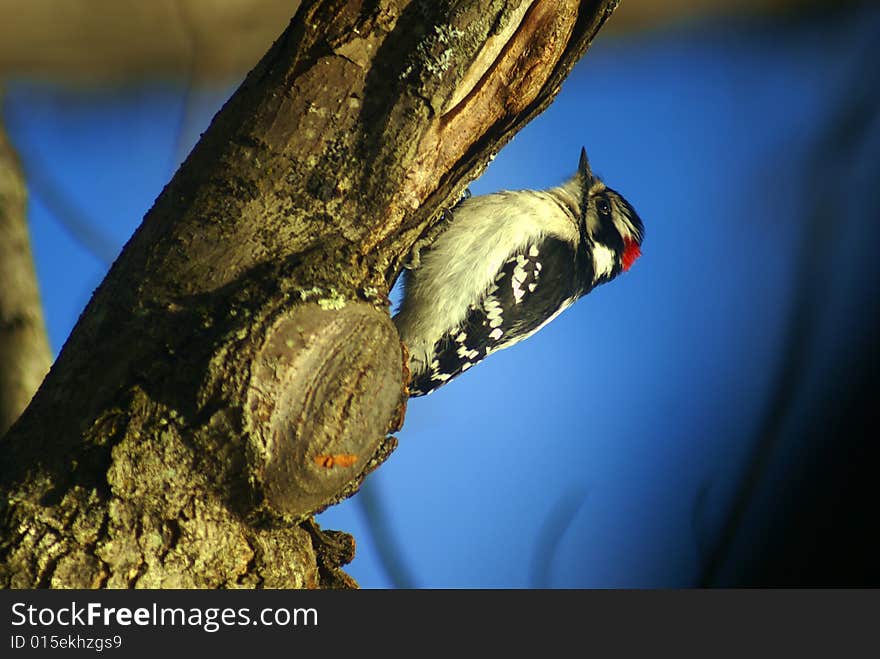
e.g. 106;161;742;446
0;0;618;589
0;108;52;438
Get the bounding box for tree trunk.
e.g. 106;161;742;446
0;0;618;589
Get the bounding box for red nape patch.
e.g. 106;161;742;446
622;239;641;272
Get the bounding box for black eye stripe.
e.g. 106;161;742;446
592;195;624;252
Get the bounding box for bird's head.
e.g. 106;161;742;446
576;147;644;281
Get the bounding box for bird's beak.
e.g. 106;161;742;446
578;146;594;185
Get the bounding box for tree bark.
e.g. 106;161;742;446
0;103;52;438
0;0;618;589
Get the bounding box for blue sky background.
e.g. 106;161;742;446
4;5;879;587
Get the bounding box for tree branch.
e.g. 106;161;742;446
0;0;617;589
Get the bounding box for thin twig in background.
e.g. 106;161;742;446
530;488;589;588
356;479;417;589
169;0;200;174
691;478;714;562
24;160;118;265
0;104;117;265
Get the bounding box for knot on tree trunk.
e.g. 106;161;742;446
246;301;406;518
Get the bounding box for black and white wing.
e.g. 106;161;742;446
409;237;584;396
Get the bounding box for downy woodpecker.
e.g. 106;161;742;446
393;148;644;396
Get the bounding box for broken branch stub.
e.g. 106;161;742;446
246;301;405;517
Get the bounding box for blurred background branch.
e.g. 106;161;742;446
0;0;858;83
700;36;880;586
0;97;51;436
0;120;118;265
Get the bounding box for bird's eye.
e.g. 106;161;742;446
597;198;611;216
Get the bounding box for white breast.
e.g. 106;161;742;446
394;187;579;371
